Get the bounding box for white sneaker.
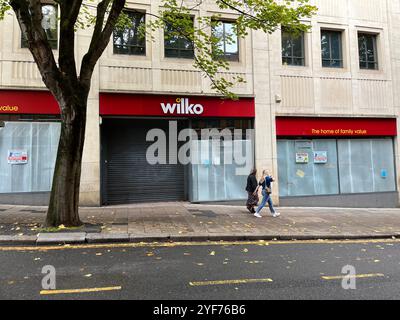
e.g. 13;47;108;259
254;213;262;218
272;212;281;218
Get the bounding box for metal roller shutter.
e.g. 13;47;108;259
101;119;185;205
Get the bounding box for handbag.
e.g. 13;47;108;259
265;187;272;194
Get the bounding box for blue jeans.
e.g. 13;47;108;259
256;189;276;214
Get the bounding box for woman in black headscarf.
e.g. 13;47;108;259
245;168;259;213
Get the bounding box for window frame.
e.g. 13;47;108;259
321;30;343;69
358;32;379;70
21;3;59;50
281;28;305;67
164;16;195;59
212;20;240;62
113;10;146;56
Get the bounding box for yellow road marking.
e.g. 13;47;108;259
0;238;399;252
322;273;385;280
189;278;273;286
40;286;122;295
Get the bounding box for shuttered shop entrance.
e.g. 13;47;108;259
101;119;186;205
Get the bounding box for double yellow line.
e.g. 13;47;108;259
322;273;385;280
189;278;273;286
40;286;122;295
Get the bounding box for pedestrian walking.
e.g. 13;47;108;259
245;168;259;213
254;170;280;218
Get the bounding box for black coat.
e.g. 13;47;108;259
245;175;258;193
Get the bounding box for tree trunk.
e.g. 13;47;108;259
45;99;87;227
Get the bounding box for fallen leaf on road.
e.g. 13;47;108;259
209;251;216;256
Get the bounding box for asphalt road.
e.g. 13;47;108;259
1;239;400;300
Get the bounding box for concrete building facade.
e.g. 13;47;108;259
0;0;399;208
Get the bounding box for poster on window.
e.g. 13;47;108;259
313;151;328;164
7;150;28;164
296;152;309;164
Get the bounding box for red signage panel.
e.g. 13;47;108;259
276;117;397;137
0;90;59;114
100;93;255;118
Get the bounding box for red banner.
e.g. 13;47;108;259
0;90;59;114
100;93;255;118
276;117;397;137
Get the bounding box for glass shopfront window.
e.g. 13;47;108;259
338;139;396;193
189;119;254;202
0;122;60;193
278;138;396;197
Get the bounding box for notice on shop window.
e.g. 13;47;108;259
313;151;328;164
7;150;28;165
296;152;309;164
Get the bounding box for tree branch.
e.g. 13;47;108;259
79;0;125;88
10;0;62;97
58;0;82;83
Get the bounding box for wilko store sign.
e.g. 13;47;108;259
161;98;204;115
100;93;255;118
276;117;397;137
0;90;59;114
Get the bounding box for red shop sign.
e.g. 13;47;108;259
276;117;397;137
0;90;59;114
100;93;255;118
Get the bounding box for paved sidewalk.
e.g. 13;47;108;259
1;202;400;244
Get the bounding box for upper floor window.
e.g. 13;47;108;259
358;33;378;70
164;16;194;59
21;4;58;50
113;11;146;56
212;21;239;62
321;30;343;68
282;29;305;66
